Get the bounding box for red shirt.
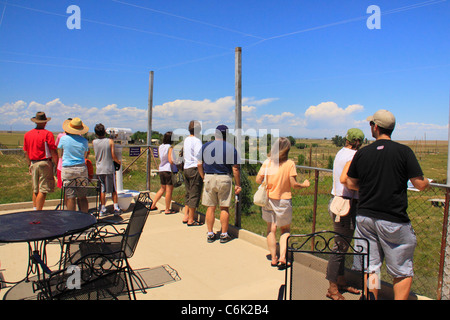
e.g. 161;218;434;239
23;128;57;161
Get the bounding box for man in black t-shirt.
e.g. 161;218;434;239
347;109;429;300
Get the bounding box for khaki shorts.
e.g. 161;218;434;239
30;160;55;194
202;174;233;207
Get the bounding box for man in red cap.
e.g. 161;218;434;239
23;112;58;210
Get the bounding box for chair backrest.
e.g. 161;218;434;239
283;231;369;300
38;252;133;300
120;198;150;258
60;177;101;214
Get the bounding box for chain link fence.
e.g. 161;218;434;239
2;146;450;299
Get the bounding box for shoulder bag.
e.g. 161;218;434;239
329;177;351;222
254;161;270;207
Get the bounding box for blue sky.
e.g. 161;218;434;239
0;0;449;140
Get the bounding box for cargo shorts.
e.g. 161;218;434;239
30;160;55;194
202;173;233;208
354;215;417;278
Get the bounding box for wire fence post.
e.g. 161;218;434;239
438;188;450;299
310;169;319;250
235;47;242;228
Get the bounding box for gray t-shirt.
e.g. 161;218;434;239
93;138;114;175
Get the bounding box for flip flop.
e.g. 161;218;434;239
277;262;291;270
187;221;203;226
164;209;177;214
149;207;158;211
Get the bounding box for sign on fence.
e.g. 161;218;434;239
129;147;141;157
152;147;159;158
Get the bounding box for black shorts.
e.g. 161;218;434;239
159;171;173;185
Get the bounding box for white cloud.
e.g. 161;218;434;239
3;98;447;140
0;96;277;134
242;105;256;113
305;101;364;120
256;112;295;124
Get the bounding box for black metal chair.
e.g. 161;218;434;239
57;177;101;216
32;251;136;300
280;231;369;300
63;192;153;295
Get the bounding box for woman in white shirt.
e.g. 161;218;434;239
150;131;176;214
326;128;364;300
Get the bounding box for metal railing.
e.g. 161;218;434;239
2;146;450;299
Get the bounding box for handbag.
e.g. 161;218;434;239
254;161;270;207
329;196;351;222
171;169;184;188
330;171;352;222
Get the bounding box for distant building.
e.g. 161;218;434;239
106;128;132;145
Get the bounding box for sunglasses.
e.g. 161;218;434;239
370;121;376;127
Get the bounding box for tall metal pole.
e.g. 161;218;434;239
147;71;154;191
235;47;242;228
442;90;450;299
447;90;450;185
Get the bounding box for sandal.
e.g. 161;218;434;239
163;209;177;214
277;262;291;270
149;206;158;211
326;289;345;300
187;221;203;226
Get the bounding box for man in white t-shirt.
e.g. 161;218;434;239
182;120;203;226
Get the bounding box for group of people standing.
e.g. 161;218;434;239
23;112;122;216
150;120;241;244
23;109;429;300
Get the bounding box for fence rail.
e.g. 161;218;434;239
1;146;450;299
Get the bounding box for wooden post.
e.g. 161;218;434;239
147;71;154;191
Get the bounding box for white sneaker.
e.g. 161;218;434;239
99;208;108;217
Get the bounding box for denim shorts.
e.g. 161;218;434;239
354;215;417;278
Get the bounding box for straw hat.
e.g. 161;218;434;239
62;117;89;135
31;111;51;123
